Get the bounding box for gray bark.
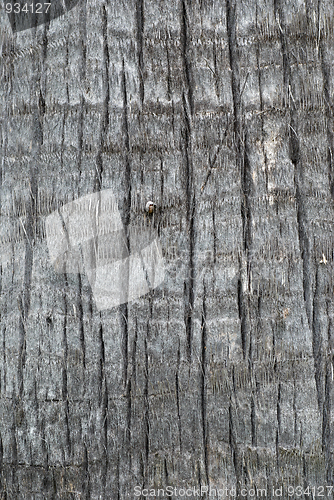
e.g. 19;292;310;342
0;0;334;498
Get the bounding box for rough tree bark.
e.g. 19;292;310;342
0;0;334;498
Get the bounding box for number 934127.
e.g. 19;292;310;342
6;3;51;13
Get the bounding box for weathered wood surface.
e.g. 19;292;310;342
0;0;334;498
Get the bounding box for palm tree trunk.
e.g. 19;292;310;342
0;0;333;497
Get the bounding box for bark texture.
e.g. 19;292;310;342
1;0;334;498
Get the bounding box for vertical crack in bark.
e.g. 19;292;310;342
98;325;105;404
136;0;145;107
276;381;281;435
312;267;324;412
62;280;71;456
251;393;257;447
228;404;241;497
77;0;87;179
275;2;327;433
312;0;330;200
165;35;172;101
0;433;3;493
313;264;332;480
317;1;332;476
116;451;120;500
131;318;138;395
200;290;209;485
95;4;110;193
181;91;195;361
213;40;220;100
226;0;252;361
175;340;182;452
256;6;269;192
212;207;217;264
10;419;18;497
143;336;150;480
181;0;194;115
320;31;334;199
82;442;91;500
276;0;313;328
77;273;85;368
323;350;333;482
98;321;108;488
120;60;131;389
275;380;281;470
125;376;132;467
101;370;108;495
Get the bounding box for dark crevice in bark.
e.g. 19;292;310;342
255;8;269;192
213;40;220;100
212;208;217;264
77;3;86;179
200;291;209;484
40;417;48;470
120;306;129;389
175;339;182;451
2;327;6;395
82;443;91;500
136;0;145;107
165;36;172;101
240;148;253;254
120;60;131;389
226;0;241;139
60;89;68;172
10;422;18;497
0;433;3;493
143;337;150;477
38;23;48;143
94;4;110;192
276;382;281;470
293;379;298;446
276;1;327;432
181;92;195;361
62;279;71;456
164;457;169;483
276;0;313;331
131;320;138;394
101;379;108;495
98;324;105;404
251;394;257;447
237;276;248;360
125;378;132;469
181;0;194;115
277;382;281;434
314;271;333;481
77;95;85;178
323;357;333;482
291;126;313;329
98;325;108;492
226;0;252;361
116;452;120;500
315;2;332;474
125;377;132;466
160;158;164;213
312;267;324;412
17;295;27;398
229;404;241;497
121;59;131;229
319;17;334;199
77;273;85;368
